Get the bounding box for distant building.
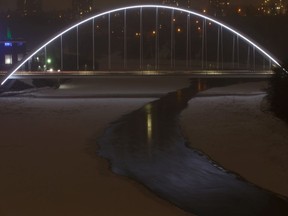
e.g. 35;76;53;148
258;0;286;15
72;0;96;17
17;0;42;16
0;40;26;70
209;0;231;16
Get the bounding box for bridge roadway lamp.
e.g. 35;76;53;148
0;4;283;86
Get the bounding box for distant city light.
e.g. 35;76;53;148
4;42;12;47
5;54;12;65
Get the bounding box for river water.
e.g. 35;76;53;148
97;79;288;216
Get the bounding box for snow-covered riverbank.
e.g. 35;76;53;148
180;81;288;197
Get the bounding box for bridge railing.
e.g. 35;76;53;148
0;70;274;80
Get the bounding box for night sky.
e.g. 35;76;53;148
0;0;264;11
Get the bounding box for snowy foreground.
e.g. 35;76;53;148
0;77;287;215
0;77;191;216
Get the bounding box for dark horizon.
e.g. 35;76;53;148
0;0;271;12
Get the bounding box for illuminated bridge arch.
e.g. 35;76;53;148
1;5;282;85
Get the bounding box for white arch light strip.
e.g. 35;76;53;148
1;5;282;86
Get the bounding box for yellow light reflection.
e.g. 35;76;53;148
197;79;207;91
145;104;153;144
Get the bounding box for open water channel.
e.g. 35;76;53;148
97;79;288;216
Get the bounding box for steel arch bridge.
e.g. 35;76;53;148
0;5;282;86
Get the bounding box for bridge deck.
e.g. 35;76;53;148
0;70;273;79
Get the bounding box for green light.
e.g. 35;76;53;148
47;58;52;64
7;28;12;40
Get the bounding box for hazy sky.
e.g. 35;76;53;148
0;0;266;11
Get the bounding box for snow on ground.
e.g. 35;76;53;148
0;77;192;216
180;81;288;197
2;77;288;216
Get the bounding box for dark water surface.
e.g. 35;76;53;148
97;80;288;216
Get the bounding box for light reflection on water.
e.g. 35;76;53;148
145;104;153;145
97;79;288;216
